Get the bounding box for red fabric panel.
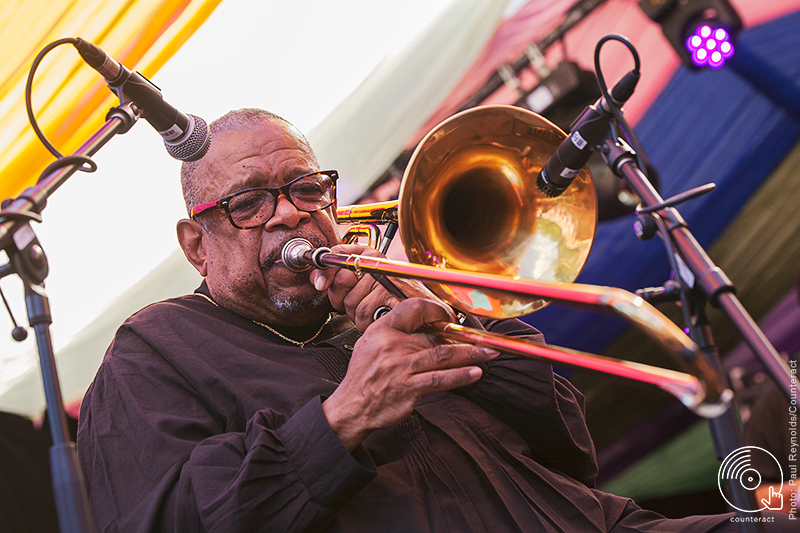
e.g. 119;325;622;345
409;0;800;147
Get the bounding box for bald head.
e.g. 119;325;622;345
180;108;318;216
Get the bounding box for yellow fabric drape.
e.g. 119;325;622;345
0;0;223;201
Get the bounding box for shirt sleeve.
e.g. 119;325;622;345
78;326;376;533
457;318;598;487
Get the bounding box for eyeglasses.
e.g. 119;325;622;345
190;170;338;229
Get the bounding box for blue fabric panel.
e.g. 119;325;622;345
524;10;800;357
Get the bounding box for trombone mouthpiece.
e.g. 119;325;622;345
281;238;314;272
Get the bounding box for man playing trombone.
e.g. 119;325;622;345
77;108;789;531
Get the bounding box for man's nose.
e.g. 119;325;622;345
264;193;311;230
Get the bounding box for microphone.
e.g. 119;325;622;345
536;70;639;197
73;38;210;162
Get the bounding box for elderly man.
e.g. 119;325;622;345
78;108;772;532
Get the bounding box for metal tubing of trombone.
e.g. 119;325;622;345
336;201;397;224
281;238;731;416
433;322;729;417
341;224;382;250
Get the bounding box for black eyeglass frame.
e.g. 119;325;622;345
190;170;339;230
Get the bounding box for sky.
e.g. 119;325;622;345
0;0;463;401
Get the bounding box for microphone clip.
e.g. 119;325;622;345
104;101;140;135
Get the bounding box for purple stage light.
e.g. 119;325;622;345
692;48;708;66
686;23;735;68
686;34;702;51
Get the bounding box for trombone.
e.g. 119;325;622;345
289;105;732;418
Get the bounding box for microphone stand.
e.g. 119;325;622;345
600;134;792;531
0;102;139;533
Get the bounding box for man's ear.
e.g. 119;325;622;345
177;218;208;277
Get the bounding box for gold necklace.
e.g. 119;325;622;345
196;292;333;348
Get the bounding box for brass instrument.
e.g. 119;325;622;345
340;106;597;316
290;105;732;417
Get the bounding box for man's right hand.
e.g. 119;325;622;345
321;298;499;452
308;242;445;332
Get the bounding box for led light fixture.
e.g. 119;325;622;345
685;24;735;68
639;0;741;69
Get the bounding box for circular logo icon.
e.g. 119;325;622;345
718;446;783;512
738;468;761;490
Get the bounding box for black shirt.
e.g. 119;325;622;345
78;284;731;532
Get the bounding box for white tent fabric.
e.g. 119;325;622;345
311;0;510;204
0;0;508;416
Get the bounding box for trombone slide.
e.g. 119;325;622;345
281;239;733;418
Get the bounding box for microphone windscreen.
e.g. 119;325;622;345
165;114;211;162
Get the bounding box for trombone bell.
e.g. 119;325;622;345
399;105;598;317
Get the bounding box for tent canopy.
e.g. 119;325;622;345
0;0;222;201
1;0;799;507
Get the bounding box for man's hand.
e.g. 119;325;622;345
761;485;783;511
309;243;444;331
322;298;498;451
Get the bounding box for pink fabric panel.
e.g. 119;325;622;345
480;1;682;127
409;0;580;143
408;0;800;148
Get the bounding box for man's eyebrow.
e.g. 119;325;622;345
219;167;316;197
220;170;270;197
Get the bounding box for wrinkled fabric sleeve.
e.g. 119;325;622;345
78;326;376;533
459;318;598;487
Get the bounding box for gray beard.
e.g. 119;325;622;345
269;287;329;315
